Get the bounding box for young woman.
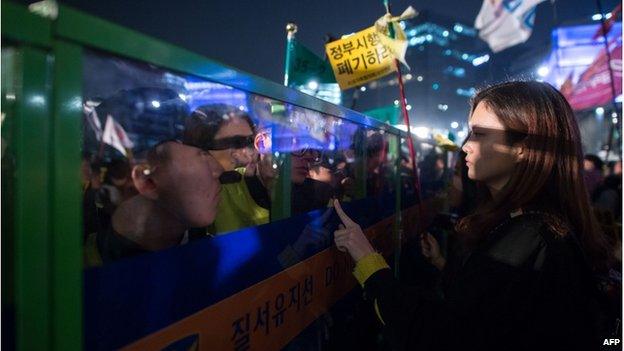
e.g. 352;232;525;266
333;81;614;351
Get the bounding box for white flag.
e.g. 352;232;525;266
102;114;134;157
83;104;103;141
475;0;545;53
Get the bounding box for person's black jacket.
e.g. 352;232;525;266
291;178;334;215
364;212;598;351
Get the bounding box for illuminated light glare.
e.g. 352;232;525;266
6;94;16;101
409;29;417;36
461;53;469;60
272;164;278;169
400;21;406;29
413;126;430;139
394;100;400;106
437;104;448;111
274;151;280;157
451;121;459;129
29;95;45;106
605;13;612;19
425;34;433;41
151;100;161;108
612;117;618;124
453;24;464;33
612;112;618;118
178;93;187;101
406;104;412;111
360;86;367;92
239;105;246;111
432;83;440;90
472;54;490;66
595;107;605;115
395;124;408;132
442;30;449;37
592;13;603;21
70;97;82;110
405;73;413;80
417;76;424;82
537;66;549;77
457;130;467;138
307;81;319;90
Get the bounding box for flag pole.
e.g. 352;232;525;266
595;0;621;161
284;23;298;87
383;1;422;202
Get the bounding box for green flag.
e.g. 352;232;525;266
364;105;400;125
286;39;336;87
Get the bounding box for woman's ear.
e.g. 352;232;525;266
514;144;526;163
132;164;159;200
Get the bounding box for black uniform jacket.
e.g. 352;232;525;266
364;212;598;351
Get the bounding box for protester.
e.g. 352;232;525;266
333;81;613;351
84;141;222;265
291;148;334;215
185;104;270;234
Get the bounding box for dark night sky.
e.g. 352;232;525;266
24;0;619;84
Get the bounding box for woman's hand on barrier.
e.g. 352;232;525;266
421;232;446;271
333;199;375;262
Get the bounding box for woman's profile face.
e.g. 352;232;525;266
462;102;520;192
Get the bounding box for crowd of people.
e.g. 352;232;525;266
81;101;393;267
80;80;621;349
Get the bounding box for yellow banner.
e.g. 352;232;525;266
325;26;398;90
121;215;397;351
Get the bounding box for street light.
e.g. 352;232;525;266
307;80;319;90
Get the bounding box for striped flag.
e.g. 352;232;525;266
475;0;545;53
102;114;134;157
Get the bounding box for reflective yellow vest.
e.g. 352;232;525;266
213;168;269;234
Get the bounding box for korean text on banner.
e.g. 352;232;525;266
325;26;397;90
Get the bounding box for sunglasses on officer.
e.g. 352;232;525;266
201;135;255;151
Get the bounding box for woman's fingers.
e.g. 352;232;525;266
424;233;436;246
334;226;357;249
421;234;433;257
334;232;348;252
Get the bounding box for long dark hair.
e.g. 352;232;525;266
456;81;612;271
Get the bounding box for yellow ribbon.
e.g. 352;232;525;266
374;6;418;70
